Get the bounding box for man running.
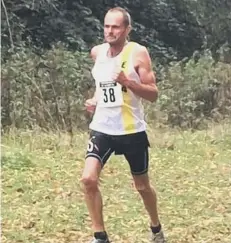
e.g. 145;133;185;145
81;6;166;243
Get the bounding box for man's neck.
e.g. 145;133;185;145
108;40;128;57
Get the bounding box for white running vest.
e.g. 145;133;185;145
89;41;146;135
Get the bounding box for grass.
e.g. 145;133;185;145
1;122;231;243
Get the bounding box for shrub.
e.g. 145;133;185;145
1;43;94;131
1;46;231;132
146;50;231;129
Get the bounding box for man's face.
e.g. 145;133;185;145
104;11;129;45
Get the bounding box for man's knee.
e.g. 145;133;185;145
134;182;151;193
81;157;101;192
81;175;98;191
133;174;153;193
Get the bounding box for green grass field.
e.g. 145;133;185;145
1;122;231;243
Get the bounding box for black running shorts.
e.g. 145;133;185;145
85;130;150;175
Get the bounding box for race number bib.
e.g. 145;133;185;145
98;81;123;107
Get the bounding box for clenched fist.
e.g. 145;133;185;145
85;98;97;114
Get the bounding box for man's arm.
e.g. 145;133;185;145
129;46;158;102
90;44;101;61
115;46;158;102
85;45;101;113
89;45;101;101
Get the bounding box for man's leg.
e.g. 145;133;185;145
132;173;160;227
81;131;113;241
124;147;166;242
124;148;160;227
81;157;105;232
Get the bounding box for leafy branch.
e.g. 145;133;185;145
1;0;14;49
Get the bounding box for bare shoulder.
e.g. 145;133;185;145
135;44;152;62
133;43;152;68
132;43;156;85
90;44;104;60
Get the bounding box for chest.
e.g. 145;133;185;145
92;57;121;82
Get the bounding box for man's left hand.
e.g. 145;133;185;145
113;71;130;87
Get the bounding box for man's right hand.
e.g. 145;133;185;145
85;98;96;114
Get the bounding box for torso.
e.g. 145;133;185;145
89;41;146;135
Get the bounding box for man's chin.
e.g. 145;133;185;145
105;39;117;45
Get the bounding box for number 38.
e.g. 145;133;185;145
103;88;115;103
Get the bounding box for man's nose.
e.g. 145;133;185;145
108;27;113;33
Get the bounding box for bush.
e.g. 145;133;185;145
1;46;231;132
146;50;231;129
1;43;94;131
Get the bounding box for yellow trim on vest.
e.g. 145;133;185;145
121;42;137;134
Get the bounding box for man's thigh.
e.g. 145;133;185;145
124;147;149;175
115;131;150;175
85;130;114;167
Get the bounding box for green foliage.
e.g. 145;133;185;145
2;149;34;170
186;0;231;52
1;43;93;130
1;46;231;131
147;50;231;129
2;0;231;131
3;0;230;62
1;0;231;64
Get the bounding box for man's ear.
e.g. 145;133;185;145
127;25;132;35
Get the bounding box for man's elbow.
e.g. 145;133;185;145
149;89;158;103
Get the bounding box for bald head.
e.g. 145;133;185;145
107;7;131;27
104;7;132;45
